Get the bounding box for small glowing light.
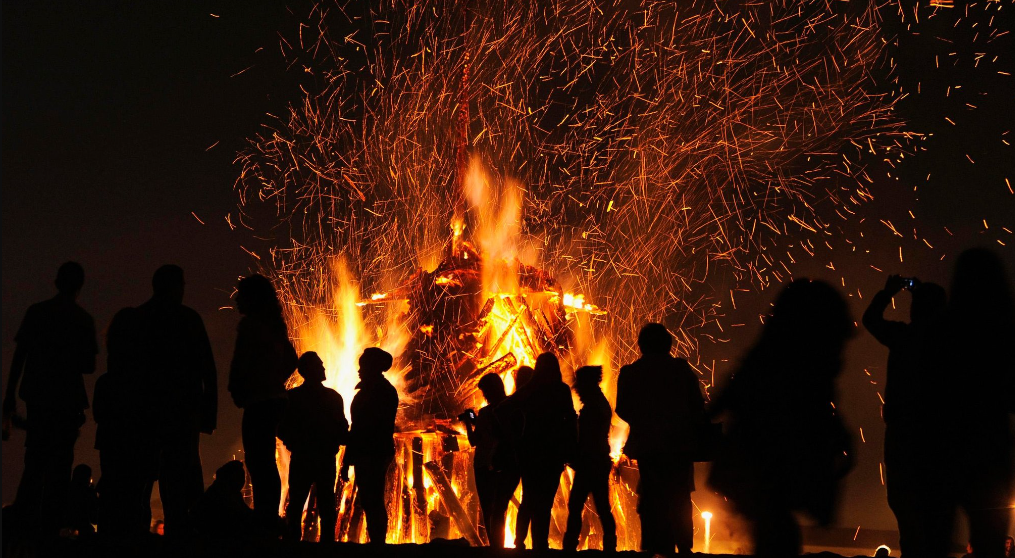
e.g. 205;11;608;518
702;511;714;553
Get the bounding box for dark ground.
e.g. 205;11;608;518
3;537;872;558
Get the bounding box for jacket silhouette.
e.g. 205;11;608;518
563;365;617;551
93;307;159;538
228;274;297;524
346;348;398;544
709;280;853;557
465;372;515;548
863;275;949;558
496;365;533;548
935;249;1015;558
134;265;217;535
499;353;576;550
616;323;704;554
3;262;97;539
279;352;348;542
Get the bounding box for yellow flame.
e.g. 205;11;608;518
466;156;522;299
287;258;368;417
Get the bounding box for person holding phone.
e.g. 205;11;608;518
462;373;513;547
863;273;948;557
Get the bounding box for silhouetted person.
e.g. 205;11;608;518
228;274;298;525
2;262;97;538
616;323;704;555
63;464;98;536
1004;536;1013;558
346;348;398;544
504;365;534;548
93;307;158;537
279;352;348;542
937;249;1015;558
863;275;948;558
463;373;514;548
503;353;576;550
189;460;258;540
563;365;617;552
135;265;217;535
709;280;854;557
489;365;535;547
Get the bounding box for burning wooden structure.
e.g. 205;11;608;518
278;233;644;548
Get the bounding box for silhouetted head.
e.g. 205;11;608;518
951;248;1015;316
152;265;185;304
637;323;673;356
532;353;563;387
514;366;535;390
71;464;92;487
764;279;852;374
297;351;326;384
55;261;85;297
477;373;507;406
358;347;393;380
573;365;603;401
873;545;891;558
214;460;246;494
909;282;946;324
235;274;283;319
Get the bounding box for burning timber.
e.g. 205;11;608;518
359;237;602;423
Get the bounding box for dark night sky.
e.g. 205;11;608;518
2;0;1013;540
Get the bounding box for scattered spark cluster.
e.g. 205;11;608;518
235;0;917;376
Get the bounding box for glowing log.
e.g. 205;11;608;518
424;460;483;546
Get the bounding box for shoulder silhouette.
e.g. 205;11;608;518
938;248;1015;558
133;265;217;536
563;365;617;551
94;306;160;538
616;322;704;554
281;352;348;542
709;279;853;557
3;261;97;541
347;347;398;544
228;274;296;526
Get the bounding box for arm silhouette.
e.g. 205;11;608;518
2;344;28;439
863;275;907;347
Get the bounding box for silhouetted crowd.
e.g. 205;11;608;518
2;248;1013;558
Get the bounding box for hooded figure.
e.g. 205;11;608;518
345;348;398;544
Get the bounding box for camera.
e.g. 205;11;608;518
457;409;477;423
901;277;917;291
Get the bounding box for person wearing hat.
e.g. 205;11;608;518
344;347;398;544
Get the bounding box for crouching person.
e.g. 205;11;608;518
279;352;349;542
190;461;258;540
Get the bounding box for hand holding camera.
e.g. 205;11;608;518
886;274;920;294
